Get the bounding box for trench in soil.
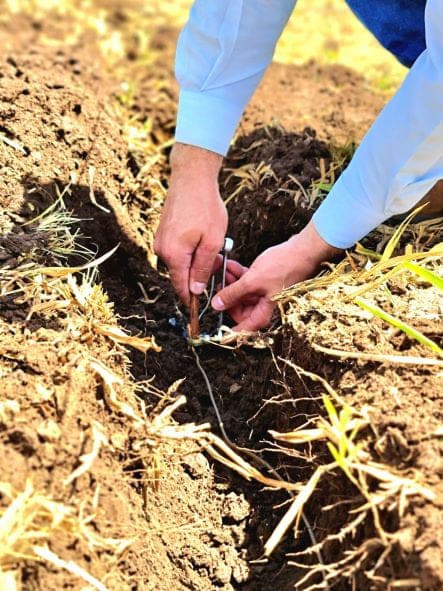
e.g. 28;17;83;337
3;148;341;589
17;121;353;589
57;110;443;591
69;176;334;590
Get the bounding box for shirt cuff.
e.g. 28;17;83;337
312;173;387;249
175;90;244;156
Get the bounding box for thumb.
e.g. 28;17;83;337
211;273;255;311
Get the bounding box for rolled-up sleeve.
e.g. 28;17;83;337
314;0;443;248
175;0;296;156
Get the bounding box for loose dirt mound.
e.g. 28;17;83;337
1;9;441;591
276;282;442;589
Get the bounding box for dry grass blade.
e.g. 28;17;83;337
89;358;144;426
94;324;161;353
204;444;264;483
88;165;112;214
388;579;421;589
350;461;436;503
32;546;108;591
65;273;161;352
344;264;403;300
223;161;276;206
7;244;119;286
64;421;108;486
270;416;367;445
312;343;443;367
263;466;327;557
205;434;302;492
359;243;443;281
380;205;427;262
24;245;120;278
355;297;443;357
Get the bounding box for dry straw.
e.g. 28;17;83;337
0;480;130;591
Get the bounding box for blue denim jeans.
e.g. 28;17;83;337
346;0;426;67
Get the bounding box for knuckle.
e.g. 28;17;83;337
165;246;182;263
202;237;223;253
241;273;255;291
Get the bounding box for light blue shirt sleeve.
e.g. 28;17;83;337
176;0;443;249
313;0;443;247
175;0;296;156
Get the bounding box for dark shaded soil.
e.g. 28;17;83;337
223;126;333;265
0;9;441;591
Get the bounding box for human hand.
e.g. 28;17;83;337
154;143;227;305
211;222;343;331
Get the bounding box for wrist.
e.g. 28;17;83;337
171;142;223;179
288;221;343;267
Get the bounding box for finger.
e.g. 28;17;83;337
211;272;256;311
215;259;247;284
225;304;244;324
226;259;248;279
228;303;255;324
189;239;223;295
155;233;193;304
233;298;275;332
225;272;259;291
225;271;237;284
168;253;193;306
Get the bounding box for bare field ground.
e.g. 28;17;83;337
0;3;442;591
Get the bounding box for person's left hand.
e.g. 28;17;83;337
211;221;343;331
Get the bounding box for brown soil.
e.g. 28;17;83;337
243;61;386;146
0;9;441;591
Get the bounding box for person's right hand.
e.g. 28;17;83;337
154;143;227;305
211;222;343;331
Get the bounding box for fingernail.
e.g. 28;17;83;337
212;295;225;311
190;281;206;295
